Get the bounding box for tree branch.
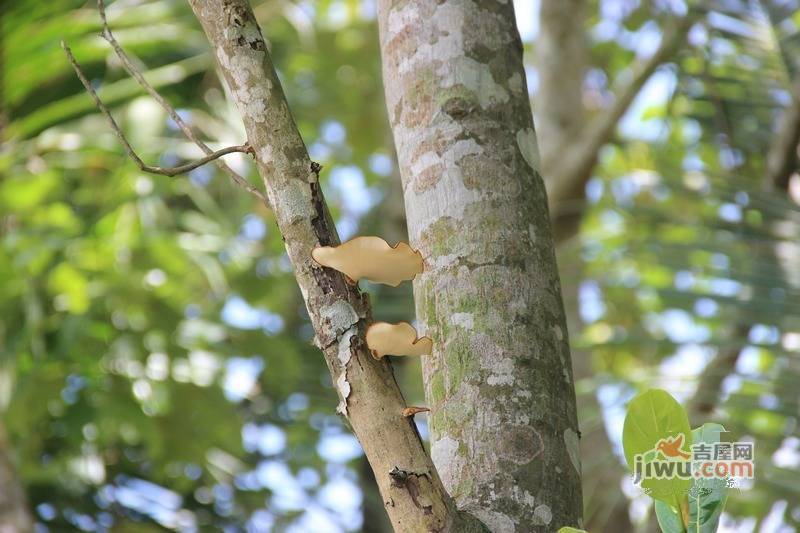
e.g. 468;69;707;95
187;1;482;530
61;41;254;179
687;323;750;421
537;0;587;180
546;13;696;222
94;0;267;202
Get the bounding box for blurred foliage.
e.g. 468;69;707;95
3;0;800;532
555;0;800;530
2;0;405;531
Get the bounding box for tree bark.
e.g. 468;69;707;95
188;2;485;530
0;422;32;533
378;2;583;531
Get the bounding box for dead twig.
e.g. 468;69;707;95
63;41;252;177
402;406;430;418
95;0;267;202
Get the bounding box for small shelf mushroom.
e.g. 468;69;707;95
366;322;432;359
311;236;423;286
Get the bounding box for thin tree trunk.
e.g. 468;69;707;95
0;422;32;533
538;0;694;242
188;2;485;530
557;249;632;532
535;3;694;529
536;0;586;186
536;7;633;525
378;2;583;531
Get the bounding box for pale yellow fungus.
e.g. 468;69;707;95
366;322;432;359
311;236;423;286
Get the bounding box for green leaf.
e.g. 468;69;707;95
655;500;686;533
557;528;589;533
623;389;693;504
687;423;729;533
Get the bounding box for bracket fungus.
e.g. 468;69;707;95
366;322;433;359
311;236;423;286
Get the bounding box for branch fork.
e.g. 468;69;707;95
61;0;267;203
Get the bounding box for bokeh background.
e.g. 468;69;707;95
2;0;799;531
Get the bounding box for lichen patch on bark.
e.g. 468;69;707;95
533;504;553;525
449;312;474;330
564;428;581;476
430;436;461;490
319;300;359;348
516;128;541;173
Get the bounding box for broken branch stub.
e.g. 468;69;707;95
311;236;423;286
402;406;431;418
366;322;432;359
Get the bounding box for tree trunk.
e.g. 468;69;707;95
187;2;492;530
535;2;694;529
536;0;586;185
377;2;583;531
0;423;32;533
535;5;632;522
538;0;693;243
557;250;632;532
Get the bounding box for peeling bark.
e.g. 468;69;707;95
187;1;484;530
378;1;582;531
0;423;32;533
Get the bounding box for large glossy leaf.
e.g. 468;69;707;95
623;389;693;504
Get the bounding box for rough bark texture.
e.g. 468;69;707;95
188;2;486;530
0;423;32;533
378;2;583;531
